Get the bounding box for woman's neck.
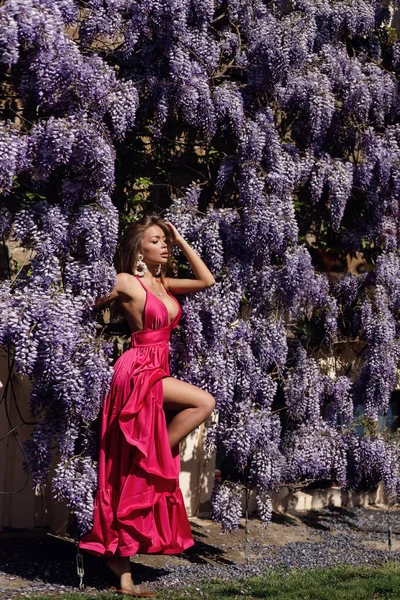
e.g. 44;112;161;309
142;270;159;282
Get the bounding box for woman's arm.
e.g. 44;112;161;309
92;289;118;309
164;223;215;295
92;273;132;308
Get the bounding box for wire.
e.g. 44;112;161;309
7;350;37;426
0;237;33;495
0;357;32;495
0;424;22;443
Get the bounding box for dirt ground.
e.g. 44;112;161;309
135;513;323;570
0;513;321;592
1;507;399;593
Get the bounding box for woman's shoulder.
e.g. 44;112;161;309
116;272;141;296
116;271;135;283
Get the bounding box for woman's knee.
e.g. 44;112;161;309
201;392;215;418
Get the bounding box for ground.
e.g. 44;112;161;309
1;507;400;598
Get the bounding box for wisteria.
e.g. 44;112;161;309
1;0;400;535
210;480;243;533
0;121;27;194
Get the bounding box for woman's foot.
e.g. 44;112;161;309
110;585;157;597
107;557;157;597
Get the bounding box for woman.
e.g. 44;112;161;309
79;215;216;597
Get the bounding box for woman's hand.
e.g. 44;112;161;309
165;222;184;246
163;222;215;295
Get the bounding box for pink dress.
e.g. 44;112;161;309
79;277;194;556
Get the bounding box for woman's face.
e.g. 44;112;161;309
141;225;169;267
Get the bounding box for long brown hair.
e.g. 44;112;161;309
117;215;172;277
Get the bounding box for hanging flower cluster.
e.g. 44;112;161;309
0;0;136;534
1;0;400;533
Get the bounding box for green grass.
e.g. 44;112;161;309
29;563;400;600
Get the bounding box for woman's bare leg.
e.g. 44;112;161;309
104;385;213;594
107;556;132;590
162;377;215;449
107;556;156;596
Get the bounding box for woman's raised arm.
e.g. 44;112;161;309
164;222;215;295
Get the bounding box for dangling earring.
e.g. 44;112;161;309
155;264;162;277
134;254;147;277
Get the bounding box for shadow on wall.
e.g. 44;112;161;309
0;348;68;533
0;350;38;530
179;418;216;517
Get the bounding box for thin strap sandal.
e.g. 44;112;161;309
110;585;157;597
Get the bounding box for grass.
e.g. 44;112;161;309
29;563;400;600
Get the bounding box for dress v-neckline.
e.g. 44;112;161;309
136;277;179;326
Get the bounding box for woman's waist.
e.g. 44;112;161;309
130;325;171;347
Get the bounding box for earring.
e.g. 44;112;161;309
134;254;147;277
155;264;162;276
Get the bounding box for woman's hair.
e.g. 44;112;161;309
117;215;172;277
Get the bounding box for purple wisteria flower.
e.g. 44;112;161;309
1;0;400;532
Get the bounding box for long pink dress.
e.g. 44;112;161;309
79;277;194;557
